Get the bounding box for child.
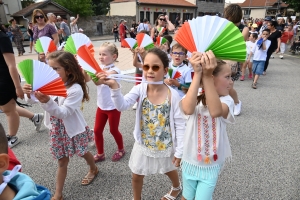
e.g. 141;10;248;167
248;29;271;89
92;42;125;162
97;48;185;200
160;35;173;61
240;33;258;81
132;47;145;110
0;123;51;200
23;51;98;200
180;51;235;200
164;43;192;97
279;24;294;59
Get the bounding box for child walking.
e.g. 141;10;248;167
248;29;271;89
98;48;185;200
180;51;235;200
93;42;125;162
23;51;98;200
240;33;258;81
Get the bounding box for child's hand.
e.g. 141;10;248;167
189;52;202;73
23;84;32;99
172;157;181;167
169;79;180;87
96;72;119;89
34;91;50;103
164;78;172;86
201;50;217;77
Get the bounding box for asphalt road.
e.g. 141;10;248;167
1;46;300;199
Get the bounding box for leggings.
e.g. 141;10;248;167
264;48;274;72
94;107;124;154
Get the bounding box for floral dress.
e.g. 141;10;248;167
8;25;25;55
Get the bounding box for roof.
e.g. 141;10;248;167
111;0;197;7
239;0;288;8
12;0;72;17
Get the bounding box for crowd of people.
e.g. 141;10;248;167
0;4;299;200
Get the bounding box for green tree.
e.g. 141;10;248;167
92;0;112;15
21;0;36;8
285;0;300;13
53;0;95;17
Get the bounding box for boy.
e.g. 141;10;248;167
164;43;192;97
248;29;271;89
0;123;51;200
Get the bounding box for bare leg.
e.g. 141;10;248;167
0;99;19;136
29;41;33;52
82;151;97;173
241;62;247;77
253;74;259;83
132;173;144;200
53;156;69;199
248;62;253;76
16;106;34;119
161;170;181;200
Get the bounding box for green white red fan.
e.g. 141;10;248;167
121;38;138;49
18;59;67;97
155;36;168;46
35;36;57;54
64;33;95;56
174;16;246;62
136;33;155;50
168;68;181;79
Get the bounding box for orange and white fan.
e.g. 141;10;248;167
35;36;57;54
64;33;95;56
136;33;155;50
121;38;138;49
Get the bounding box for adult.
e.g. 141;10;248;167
70;14;79;34
47;13;60;47
276;17;285;33
60;16;71;42
137;18;150;33
112;23;120;42
175;16;180;28
131;20;138;33
8;19;25;56
32;9;58;46
264;20;281;74
56;16;63;45
150;14;175;42
119;19;126;45
223;4;249;116
0;24;24;147
279;24;293;59
27;22;34;53
259;17;272;37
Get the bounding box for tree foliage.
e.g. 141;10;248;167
285;0;300;13
92;0;112;15
53;0;95;17
21;0;36;8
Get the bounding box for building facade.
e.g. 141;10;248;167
196;0;225;16
0;0;22;25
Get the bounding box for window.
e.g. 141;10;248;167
140;11;144;22
244;9;251;15
4;4;9;14
146;11;150;22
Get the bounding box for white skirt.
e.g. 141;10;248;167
129;142;177;176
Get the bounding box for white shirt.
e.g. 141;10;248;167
97;65;121;110
251;40;271;61
246;40;255;55
137;23;149;32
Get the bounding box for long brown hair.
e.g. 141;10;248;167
197;60;227;106
47;51;89;102
32;9;48;24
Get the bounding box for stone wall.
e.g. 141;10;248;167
197;2;225;15
77;15;136;37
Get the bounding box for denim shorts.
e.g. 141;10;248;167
252;60;265;75
29;36;34;42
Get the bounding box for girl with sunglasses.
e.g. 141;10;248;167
97;48;185;200
151;14;174;43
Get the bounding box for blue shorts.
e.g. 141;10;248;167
29;36;34;42
182;170;220;200
252;60;265;75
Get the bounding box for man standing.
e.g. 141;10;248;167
60;16;70;42
137;18;150;33
119;19;126;45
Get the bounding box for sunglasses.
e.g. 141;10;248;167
159;18;166;22
142;65;160;72
35;15;44;19
172;52;185;56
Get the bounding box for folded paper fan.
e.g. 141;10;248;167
159;27;166;34
168;68;181;79
35;36;57;54
64;33;94;55
18;59;66;97
136;33;155;50
174;16;246;62
122;38;138;49
173;71;181;79
77;45;103;81
168;68;173;78
155;36;168;46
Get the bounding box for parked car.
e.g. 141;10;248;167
18;25;30;41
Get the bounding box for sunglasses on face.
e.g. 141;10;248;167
172;52;185;56
159;18;166;22
142;65;160;72
35;15;44;19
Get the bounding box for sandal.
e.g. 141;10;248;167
94;153;105;163
162;184;182;200
81;166;99;186
112;149;125;162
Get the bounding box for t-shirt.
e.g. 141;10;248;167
60;21;70;36
0;31;14;81
251;39;271;61
70;22;79;34
267;30;281;51
137;23;149;32
281;31;294;43
246;40;255;55
33;24;57;41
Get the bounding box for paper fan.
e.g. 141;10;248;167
77;45;103;81
136;33;155;50
64;33;94;55
174;16;246;62
168;68;181;79
18;59;66;97
159;27;166;34
155;36;168;46
35;36;57;54
122;38;138;49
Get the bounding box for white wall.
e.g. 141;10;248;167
110;2;136;16
250;9;266;19
0;0;22;24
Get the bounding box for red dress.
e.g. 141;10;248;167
119;23;126;46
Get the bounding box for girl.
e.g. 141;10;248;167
180;51;235;200
93;42;125;162
98;48;185;200
279;24;294;59
159;35;173;62
23;51;98;200
240;33;257;81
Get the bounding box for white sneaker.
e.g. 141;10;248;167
279;55;283;59
234;100;242;116
7;135;19;148
271;55;275;58
132;102;138;110
31;113;44;131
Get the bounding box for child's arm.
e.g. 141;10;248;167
133;48;143;68
181;52;202;115
82;69;91;82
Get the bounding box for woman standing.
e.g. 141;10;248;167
27;22;34;53
70;14;79;34
112;24;120;42
8;19;25;56
150;14;174;42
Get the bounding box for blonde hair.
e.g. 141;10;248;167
100;42;119;62
32;9;48;24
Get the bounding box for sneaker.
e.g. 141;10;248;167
8;136;19;148
271;55;274;58
31;113;44;131
240;75;245;81
234;100;242;116
132;102;138;110
248;74;253;79
252;82;257;89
